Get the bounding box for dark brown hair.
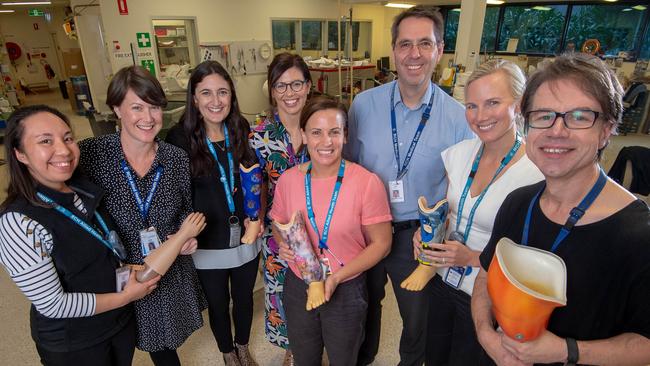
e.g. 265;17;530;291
299;96;348;131
267;52;312;106
521;53;623;159
2;105;72;210
106;65;167;111
182;60;255;177
391;5;444;47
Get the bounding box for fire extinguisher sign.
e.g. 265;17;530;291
117;0;128;15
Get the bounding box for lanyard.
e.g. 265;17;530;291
121;160;163;224
522;168;607;253
390;82;435;180
37;192;124;260
455;134;522;242
205;125;236;214
274;112;307;166
305;159;346;266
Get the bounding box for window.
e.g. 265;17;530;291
566;4;646;57
642;27;650;59
443;8;460;52
272;20;296;50
480;7;500;53
498;5;567;54
302;21;322;51
328;21;360;51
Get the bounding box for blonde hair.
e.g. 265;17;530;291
465;59;526;102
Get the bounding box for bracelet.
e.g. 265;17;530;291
566;337;579;366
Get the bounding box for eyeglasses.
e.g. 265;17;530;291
395;40;437;54
273;79;308;93
525;109;601;130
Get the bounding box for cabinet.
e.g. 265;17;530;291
153;20;198;73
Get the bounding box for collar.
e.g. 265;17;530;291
391;81;434;110
37;173;104;216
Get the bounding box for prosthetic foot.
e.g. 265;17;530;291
136;212;206;282
240;163;262;244
401;197;448;291
273;211;325;310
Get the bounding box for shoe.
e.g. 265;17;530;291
223;350;242;366
282;350;294;366
235;343;258;366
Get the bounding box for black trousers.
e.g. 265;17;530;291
36;316;136;366
358;225;432;366
197;254;260;353
284;270;367;366
426;275;483;365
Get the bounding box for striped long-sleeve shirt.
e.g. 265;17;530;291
0;194;97;318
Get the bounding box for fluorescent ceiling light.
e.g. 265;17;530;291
632;5;647;10
451;8;461;12
532;6;552;11
0;9;15;12
622;8;632;11
604;0;618;2
384;3;415;8
486;0;504;4
1;1;51;5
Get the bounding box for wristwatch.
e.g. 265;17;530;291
566;337;579;366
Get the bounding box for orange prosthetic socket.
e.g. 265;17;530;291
487;238;567;342
136;212;206;282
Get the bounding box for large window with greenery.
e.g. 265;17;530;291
272;20;296;51
302;21;322;50
498;5;567;54
566;4;646;57
328;21;360;51
441;2;649;61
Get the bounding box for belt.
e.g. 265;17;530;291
392;219;420;234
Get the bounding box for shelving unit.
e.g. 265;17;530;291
152;20;198;74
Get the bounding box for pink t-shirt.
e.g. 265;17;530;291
270;161;392;280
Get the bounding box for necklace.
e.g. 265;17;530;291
213;140;226;152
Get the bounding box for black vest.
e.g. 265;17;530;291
5;176;132;352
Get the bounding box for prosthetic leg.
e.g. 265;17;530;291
400;197;448;291
273;211;326;310
136;212;206;282
240;163;262;244
487;237;567;342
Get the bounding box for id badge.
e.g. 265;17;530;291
319;257;331;278
389;180;405;203
115;266;130;292
140;227;161;257
228;216;241;248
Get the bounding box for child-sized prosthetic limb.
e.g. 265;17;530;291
273;211;325;310
136;212;207;282
240;163;262;244
400;197;449;291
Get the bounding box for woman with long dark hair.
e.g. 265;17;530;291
166;60;260;366
0;105;160;365
248;52;312;364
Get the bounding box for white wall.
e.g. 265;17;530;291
0;7;80;87
92;0;398;115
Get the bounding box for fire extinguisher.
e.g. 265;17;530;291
317;75;324;93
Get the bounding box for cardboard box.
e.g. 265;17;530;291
62;49;86;78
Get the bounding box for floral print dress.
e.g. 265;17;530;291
249;113;308;349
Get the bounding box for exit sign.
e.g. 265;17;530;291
28;9;44;16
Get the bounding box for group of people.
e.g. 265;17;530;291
1;4;649;366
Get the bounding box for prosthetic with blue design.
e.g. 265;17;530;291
400;197;448;291
240;163;262;244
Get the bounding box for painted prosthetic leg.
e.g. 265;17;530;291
240;163;262;244
487;238;566;342
401;197;449;291
273;211;325;311
136;212;206;282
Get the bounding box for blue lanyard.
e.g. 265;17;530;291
205;125;236;214
305;160;345;257
274;112;308;166
390;82;435;180
37;192;123;260
455;135;522;242
522;168;607;253
120;160;163;224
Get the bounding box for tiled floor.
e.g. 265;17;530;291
0;90;648;365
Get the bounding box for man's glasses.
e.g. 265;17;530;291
273;79;308;93
526;109;601;130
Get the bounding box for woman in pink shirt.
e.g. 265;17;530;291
270;96;392;366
